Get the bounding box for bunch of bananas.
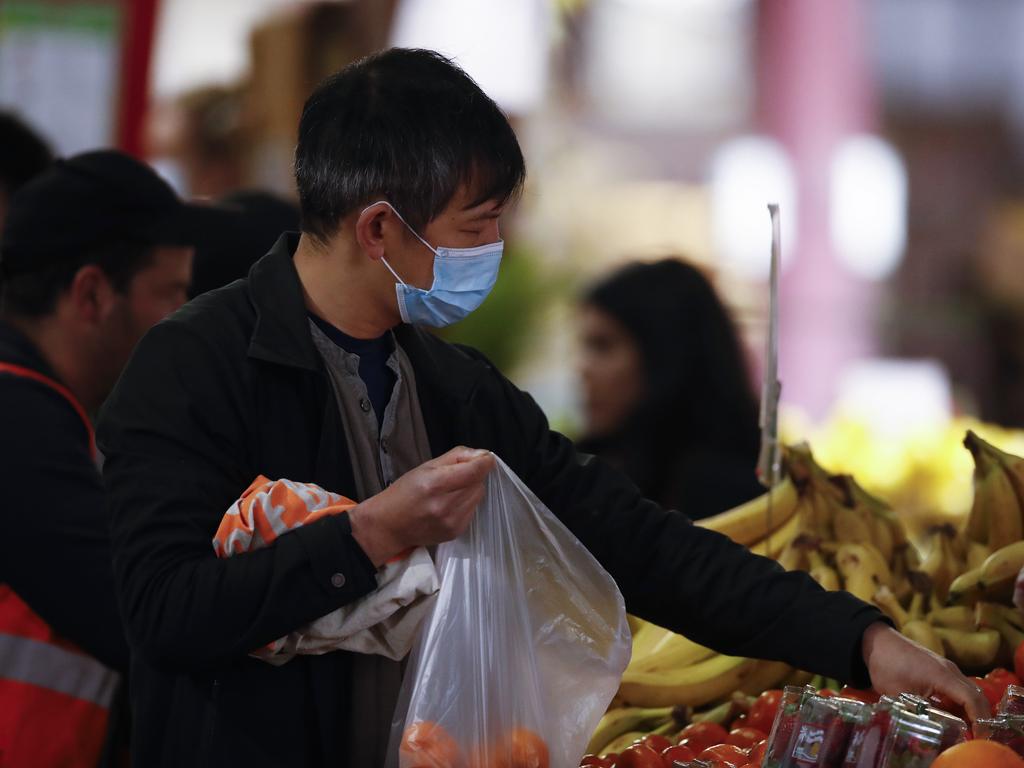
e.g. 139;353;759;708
594;432;1024;753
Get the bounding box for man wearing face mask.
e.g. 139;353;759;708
98;49;988;768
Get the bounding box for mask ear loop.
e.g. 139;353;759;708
361;200;439;256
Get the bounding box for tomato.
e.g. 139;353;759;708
818;689;838;698
973;676;1002;712
929;692;967;720
661;744;696;764
987;668;1022;699
725;727;767;750
746;690;783;734
748;739;768;765
697;743;750;768
1015;640;1024;682
641;733;673;753
579;756;614;768
677;722;729;755
616;743;665;768
838;686;881;704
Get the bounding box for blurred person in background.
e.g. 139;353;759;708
98;48;986;768
576;259;764;520
0;111;53;232
0;150;233;767
188;189;300;297
147;84;248;198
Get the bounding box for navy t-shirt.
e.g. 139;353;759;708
309;313;396;429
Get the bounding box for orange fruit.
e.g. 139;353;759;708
495;728;549;768
400;721;464;768
931;740;1024;768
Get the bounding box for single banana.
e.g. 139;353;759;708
902;620;946;657
918;526;960;602
933;626;1001;670
946;568;987;606
873;586;909;627
698;477;800;546
867;513;896;565
777;540;809;572
738;660;793;696
599;731;649;757
749;510;805;559
618;654;756;708
980;540;1024;590
982;468;1024;552
836;543;890;601
976;602;1024;649
586;706;673;755
627;614;644;637
630;620;676;665
967;542;992;571
628;632;715;674
809;557;841;592
927;606;976;631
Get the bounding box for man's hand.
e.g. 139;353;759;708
862;622;990;721
349;446;496;566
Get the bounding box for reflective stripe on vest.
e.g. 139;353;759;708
0;632;119;708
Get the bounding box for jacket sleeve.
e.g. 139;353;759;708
97;320;379;671
0;381;130;672
479;368;889;687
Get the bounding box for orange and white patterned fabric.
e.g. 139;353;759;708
214;476;439;664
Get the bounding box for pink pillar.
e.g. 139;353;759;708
757;0;880;419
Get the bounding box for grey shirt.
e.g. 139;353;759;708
310;321;433;767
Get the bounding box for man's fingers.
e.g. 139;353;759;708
433;452;495;490
940;673;991;722
430;446;492;467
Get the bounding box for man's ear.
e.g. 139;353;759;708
66;264;118;326
354;202;392;262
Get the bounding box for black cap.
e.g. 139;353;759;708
0;149;238;279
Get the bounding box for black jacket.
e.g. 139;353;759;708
98;234;887;768
0;321;129;673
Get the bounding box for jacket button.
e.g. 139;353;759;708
381;439;389;454
331;573;346;588
359;398;371;413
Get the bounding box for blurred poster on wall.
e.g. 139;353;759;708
0;0;121;154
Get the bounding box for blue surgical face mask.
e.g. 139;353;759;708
362;201;503;328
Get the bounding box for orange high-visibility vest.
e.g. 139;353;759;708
0;362;120;767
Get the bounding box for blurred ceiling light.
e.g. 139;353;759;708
709;136;797;279
835;358;952;437
389;0;550;114
583;0;752;130
830;135;908;281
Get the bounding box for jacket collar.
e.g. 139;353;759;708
0;319;60;379
245;232;487;402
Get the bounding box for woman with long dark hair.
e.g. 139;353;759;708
576;258;764;520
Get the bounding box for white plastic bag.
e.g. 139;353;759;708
387;455;631;768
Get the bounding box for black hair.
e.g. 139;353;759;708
1;239;155;318
295;48;526;241
0;112;53;196
577;259;763;517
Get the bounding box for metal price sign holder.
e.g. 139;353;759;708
757;204;783;548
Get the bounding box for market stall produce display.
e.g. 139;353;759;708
583;429;1024;767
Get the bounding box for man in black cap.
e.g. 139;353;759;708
0;149;233;767
0;111;53;232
